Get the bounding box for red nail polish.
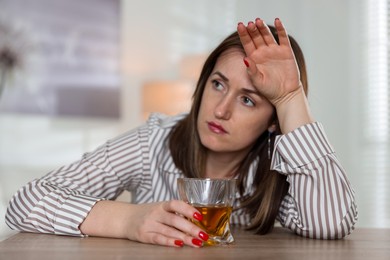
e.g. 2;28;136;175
243;58;249;68
174;240;184;247
198;231;209;241
193;212;203;221
192;238;203;247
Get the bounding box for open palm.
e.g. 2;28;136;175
237;18;301;106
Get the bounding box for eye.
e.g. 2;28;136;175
242;96;255;107
212;80;224;91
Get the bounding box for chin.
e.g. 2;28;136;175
201;139;230;152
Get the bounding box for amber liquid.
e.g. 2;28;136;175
192;204;233;246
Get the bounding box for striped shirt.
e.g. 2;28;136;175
5;113;357;239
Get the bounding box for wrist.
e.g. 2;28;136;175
274;87;314;134
80;200;134;239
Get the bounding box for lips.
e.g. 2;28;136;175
207;121;228;134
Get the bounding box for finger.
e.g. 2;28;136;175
138;214;203;248
150;233;202;248
247;20;265;48
244;57;261;79
147;232;187;248
160;203;209;243
164;212;208;240
274;18;291;47
163;200;202;222
157;221;188;239
244;57;265;90
153;222;203;248
237;21;256;54
256;19;277;46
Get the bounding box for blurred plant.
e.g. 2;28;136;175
0;17;33;100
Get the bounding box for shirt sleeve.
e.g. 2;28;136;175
271;122;358;239
5;123;148;237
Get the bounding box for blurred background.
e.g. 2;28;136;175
0;0;389;239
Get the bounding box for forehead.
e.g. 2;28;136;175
214;48;245;67
211;48;251;85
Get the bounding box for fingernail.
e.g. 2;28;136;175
174;240;184;247
193;212;203;221
255;17;261;22
243;58;249;68
275;17;280;21
237;22;243;26
192;238;203;247
198;231;209;241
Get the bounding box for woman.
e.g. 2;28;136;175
5;18;357;247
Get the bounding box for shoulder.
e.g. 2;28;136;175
145;112;188;130
108;113;187;145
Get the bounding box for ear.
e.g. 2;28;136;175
268;124;277;133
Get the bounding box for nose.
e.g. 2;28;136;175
214;95;233;120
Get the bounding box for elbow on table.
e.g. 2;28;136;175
289;203;358;240
5;195;30;232
298;222;356;240
4;181;49;234
334;207;358;239
324;221;357;240
310;206;358;240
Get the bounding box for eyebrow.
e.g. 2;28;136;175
212;71;262;97
242;88;261;96
212;71;229;82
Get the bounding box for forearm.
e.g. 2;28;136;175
271;122;358;239
5;178;100;236
80;200;135;239
278;156;357;239
274;86;314;134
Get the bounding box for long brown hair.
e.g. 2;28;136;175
169;26;308;234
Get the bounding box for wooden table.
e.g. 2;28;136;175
0;228;389;260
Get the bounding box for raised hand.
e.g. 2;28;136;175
237;18;302;108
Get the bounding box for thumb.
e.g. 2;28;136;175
243;57;260;78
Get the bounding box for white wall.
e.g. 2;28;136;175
0;0;120;117
120;0;238;128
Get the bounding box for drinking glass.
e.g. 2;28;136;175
177;178;236;246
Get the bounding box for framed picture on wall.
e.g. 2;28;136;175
0;0;121;118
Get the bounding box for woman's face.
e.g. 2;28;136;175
197;49;274;155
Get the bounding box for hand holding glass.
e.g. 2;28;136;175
177;178;236;246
